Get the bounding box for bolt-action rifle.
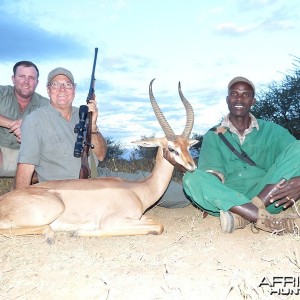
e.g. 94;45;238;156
73;47;98;179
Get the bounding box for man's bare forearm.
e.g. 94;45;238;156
15;163;35;189
91;130;107;161
0;114;13;128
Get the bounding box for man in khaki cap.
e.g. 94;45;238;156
15;68;192;209
15;67;107;188
183;76;300;235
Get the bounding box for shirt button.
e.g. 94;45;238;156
238;173;242;177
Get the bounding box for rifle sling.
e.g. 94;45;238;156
210;128;256;166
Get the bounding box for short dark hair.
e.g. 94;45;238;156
13;61;40;78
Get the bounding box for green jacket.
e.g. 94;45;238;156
198;119;296;194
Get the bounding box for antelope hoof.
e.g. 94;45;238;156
70;230;79;237
46;236;55;245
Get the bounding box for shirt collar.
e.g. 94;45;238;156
48;103;78;118
222;113;259;129
221;113;259;144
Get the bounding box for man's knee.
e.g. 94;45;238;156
0;148;18;177
287;140;300;155
182;170;194;186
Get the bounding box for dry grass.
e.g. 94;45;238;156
0;177;14;196
1;164;300;299
0;205;299;300
0;159;183;197
99;158;184;183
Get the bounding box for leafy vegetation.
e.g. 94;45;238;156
252;56;300;138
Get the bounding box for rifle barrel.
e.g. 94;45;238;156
87;47;98;103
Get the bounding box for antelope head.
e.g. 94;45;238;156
147;78;198;172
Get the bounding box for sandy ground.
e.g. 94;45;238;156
0;204;299;300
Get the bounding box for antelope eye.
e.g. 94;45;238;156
168;147;179;156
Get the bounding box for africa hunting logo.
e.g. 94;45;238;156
259;276;300;296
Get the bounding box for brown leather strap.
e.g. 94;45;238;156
210;127;256;166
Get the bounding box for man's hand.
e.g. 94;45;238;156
9;119;22;143
87;98;98;128
269;176;300;209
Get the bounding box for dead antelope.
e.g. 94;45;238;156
0;79;198;243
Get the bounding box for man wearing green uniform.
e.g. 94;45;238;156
183;76;300;235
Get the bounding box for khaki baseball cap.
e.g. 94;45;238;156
47;67;75;85
228;76;255;94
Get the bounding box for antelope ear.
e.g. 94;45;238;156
189;139;199;147
131;138;160;148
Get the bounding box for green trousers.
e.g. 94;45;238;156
183;140;300;216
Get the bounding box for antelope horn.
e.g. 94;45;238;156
178;82;194;138
149;78;176;141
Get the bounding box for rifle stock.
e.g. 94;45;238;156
79;150;90;179
74;47;98;179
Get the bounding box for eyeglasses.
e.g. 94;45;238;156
48;81;75;90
